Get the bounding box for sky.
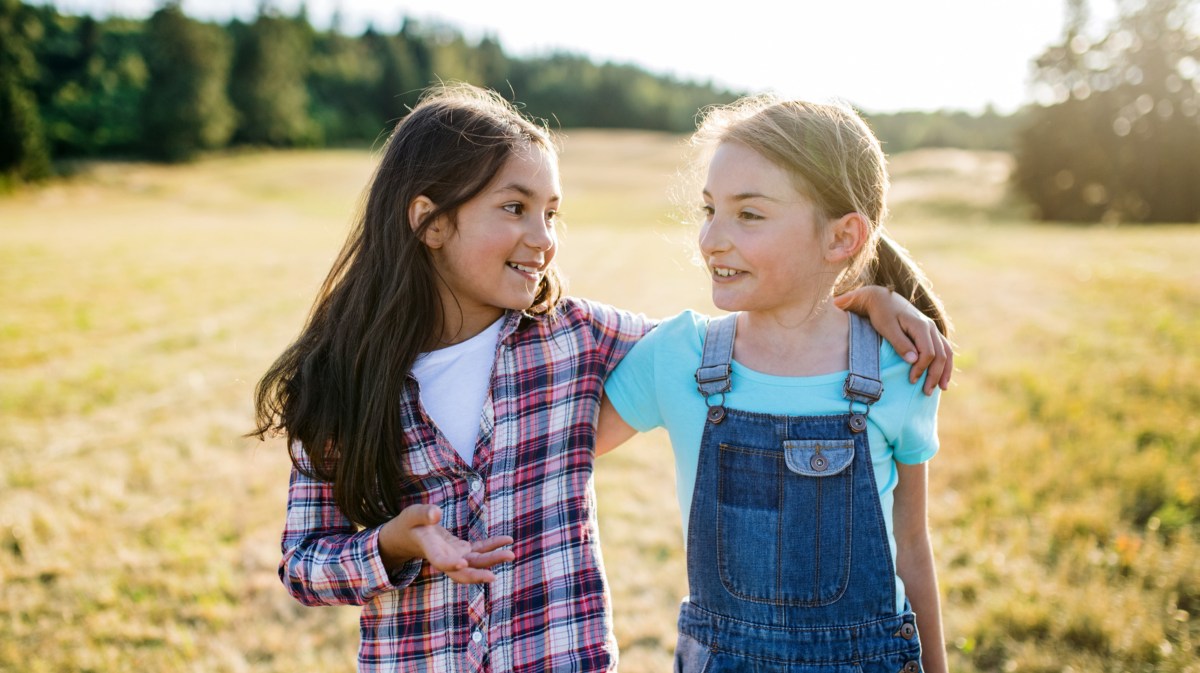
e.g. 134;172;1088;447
39;0;1123;114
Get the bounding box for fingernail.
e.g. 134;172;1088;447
904;352;917;363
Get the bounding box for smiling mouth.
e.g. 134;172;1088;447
712;267;742;278
507;262;542;275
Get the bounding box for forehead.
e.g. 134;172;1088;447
494;144;561;192
704;141;797;198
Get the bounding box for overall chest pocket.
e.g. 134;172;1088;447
716;439;855;606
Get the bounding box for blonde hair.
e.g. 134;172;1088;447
691;94;949;335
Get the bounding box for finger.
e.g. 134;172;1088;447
916;323;945;393
428;554;470;573
832;287;868;315
401;503;442;528
883;320;919;365
922;325;948;395
445;567;498;584
470;535;515;554
466;548;515;569
939;344;955;390
908;332;935;385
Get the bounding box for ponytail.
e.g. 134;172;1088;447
869;233;951;337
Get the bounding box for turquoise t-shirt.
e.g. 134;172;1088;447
604;310;940;613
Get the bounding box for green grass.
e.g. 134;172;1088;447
1;138;1197;672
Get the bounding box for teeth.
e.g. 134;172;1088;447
509;262;540;274
713;267;739;277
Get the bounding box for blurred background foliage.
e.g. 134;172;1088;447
1014;0;1200;222
7;0;1196;223
0;3;1022;190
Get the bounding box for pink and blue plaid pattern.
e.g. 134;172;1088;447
280;298;653;672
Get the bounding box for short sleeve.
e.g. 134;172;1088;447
564;297;655;377
602;312;694;433
893;385;941;465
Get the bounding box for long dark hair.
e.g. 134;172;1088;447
252;83;562;528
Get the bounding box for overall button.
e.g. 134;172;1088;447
810;454;829;471
848;414;868;433
895;622;917;639
901;660;920;673
706;406;726;423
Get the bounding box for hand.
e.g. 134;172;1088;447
379;504;515;584
834;286;953;395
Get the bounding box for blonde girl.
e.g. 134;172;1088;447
252;84;949;672
599;95;951;673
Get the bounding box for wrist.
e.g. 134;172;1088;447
377;519;417;570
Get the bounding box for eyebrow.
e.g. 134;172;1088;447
702;189;781;203
495;183;561;202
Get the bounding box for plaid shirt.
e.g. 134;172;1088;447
280;298;653;672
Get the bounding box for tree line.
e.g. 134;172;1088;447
0;1;1016;182
5;0;1197;223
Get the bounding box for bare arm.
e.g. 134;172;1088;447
834;285;953;395
596;395;639;457
893;462;948;673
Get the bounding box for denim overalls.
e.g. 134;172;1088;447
674;312;923;673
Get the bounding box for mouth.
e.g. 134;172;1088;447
710;265;743;279
507;261;543;278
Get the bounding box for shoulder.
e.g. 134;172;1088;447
550;296;654;331
639;309;710;349
877;340;941;448
877;341;931;403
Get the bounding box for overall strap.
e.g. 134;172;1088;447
844;313;883;432
695;313;738;423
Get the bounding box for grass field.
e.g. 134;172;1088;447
1;131;1198;672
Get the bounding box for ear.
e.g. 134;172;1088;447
408;195;447;248
825;212;869;263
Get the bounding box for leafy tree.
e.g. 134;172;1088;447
1014;0;1200;222
308;25;383;144
0;0;51;183
141;2;234;161
34;13;148;157
364;26;425;126
228;7;317;146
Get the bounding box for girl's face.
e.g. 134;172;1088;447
426;146;560;341
699;141;835;315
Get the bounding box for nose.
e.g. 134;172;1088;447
698;214;727;257
526;216;556;253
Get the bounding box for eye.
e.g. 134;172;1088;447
700;204;714;218
738;210;764;221
503;203;525;215
546;210;559;224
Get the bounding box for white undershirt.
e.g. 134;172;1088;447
410;318;504;464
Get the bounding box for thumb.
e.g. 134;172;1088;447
833;287;869;313
421;504;443;526
402;503;442;528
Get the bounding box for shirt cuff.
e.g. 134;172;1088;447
363;527;423;593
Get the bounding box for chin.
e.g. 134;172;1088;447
711;293;744;312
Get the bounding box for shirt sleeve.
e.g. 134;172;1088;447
892;385;941;465
576;298;657;377
603;314;673;432
278;443;422;606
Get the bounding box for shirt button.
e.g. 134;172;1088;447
470;479;482;493
472;629;483;643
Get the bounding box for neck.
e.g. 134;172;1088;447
430;302;505;350
733;297;850;377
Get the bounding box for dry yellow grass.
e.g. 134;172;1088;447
2;134;1198;672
